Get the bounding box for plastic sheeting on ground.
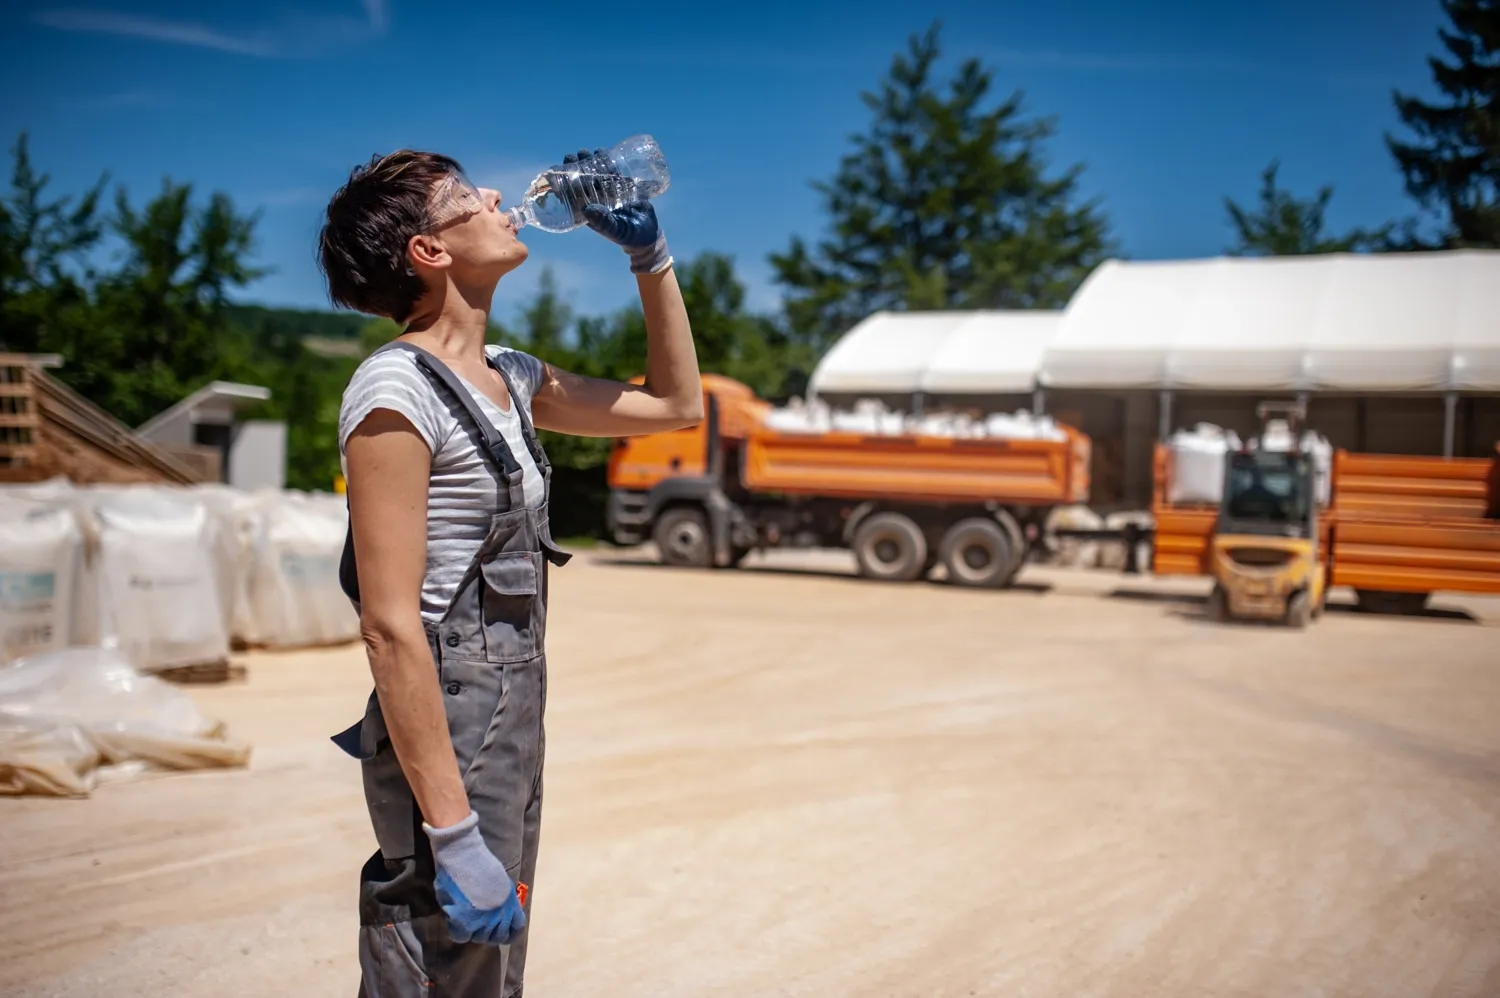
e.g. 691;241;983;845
0;646;250;797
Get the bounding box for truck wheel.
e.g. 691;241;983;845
1285;590;1312;629
994;509;1026;585
1355;589;1430;615
654;507;712;568
853;513;928;582
939;518;1014;588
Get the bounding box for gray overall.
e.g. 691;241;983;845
332;341;571;998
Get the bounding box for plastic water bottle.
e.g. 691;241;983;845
503;135;671;233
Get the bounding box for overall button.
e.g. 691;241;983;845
445;633;460;648
445;682;462;696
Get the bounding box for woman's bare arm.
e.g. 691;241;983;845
530;266;702;437
344;408;470;829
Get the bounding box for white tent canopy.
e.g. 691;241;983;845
1039;251;1500;392
808;251;1500;399
809;310;1060;397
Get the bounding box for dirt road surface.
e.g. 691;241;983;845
4;551;1500;997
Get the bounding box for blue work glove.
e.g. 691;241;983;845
423;811;527;946
558;147;672;275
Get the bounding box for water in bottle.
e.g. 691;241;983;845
503;134;671;233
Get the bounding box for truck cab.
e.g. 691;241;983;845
606;375;764;560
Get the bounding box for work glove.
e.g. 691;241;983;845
424;811;527;946
555;147;672;275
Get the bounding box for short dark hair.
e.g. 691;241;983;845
317;150;463;321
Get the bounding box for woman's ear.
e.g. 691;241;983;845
407;233;450;274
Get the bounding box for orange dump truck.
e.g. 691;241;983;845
1153;442;1500;613
606;375;1092;586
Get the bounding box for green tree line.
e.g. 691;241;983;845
1;5;1495;533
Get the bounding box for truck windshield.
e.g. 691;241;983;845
1222;451;1311;530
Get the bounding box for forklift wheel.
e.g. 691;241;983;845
1285;591;1312;629
1206;585;1229;623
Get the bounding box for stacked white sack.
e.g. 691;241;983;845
84;488;229;671
1166;424;1243;506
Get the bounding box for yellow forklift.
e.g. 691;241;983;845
1205;401;1327;629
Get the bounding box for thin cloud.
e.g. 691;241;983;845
363;0;388;33
34;3;388;59
35;9;277;56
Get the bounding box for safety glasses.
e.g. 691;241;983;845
422;170;485;231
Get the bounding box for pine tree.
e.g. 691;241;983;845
770;23;1112;351
1224;160;1392;255
1387;0;1500;247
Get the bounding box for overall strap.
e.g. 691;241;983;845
374;341;523;481
489;350;551;476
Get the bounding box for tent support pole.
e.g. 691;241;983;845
1032;388;1046;415
912;392;924;419
1157;390;1173;440
1443;392;1457;459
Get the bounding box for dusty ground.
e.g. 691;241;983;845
3;550;1500;998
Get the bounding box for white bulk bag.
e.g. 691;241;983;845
0;497;83;662
188;484;263;641
1300;432;1334;508
87;489;228;671
763;408;819;433
1167;424;1243;506
244;492;358;648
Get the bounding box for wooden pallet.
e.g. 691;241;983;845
156;659;248;685
0;353;200;485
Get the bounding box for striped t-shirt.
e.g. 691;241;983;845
338;343;547;623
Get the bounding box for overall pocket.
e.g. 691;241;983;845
480;552;540;663
357;918;432;997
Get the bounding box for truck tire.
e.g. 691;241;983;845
939;518;1015;588
654;507;712;568
853;513;928;583
1355;589;1430;616
994;509;1026;585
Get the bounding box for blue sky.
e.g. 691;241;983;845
0;0;1451;326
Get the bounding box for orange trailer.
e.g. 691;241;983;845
607;375;1091;586
1153;442;1500;613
